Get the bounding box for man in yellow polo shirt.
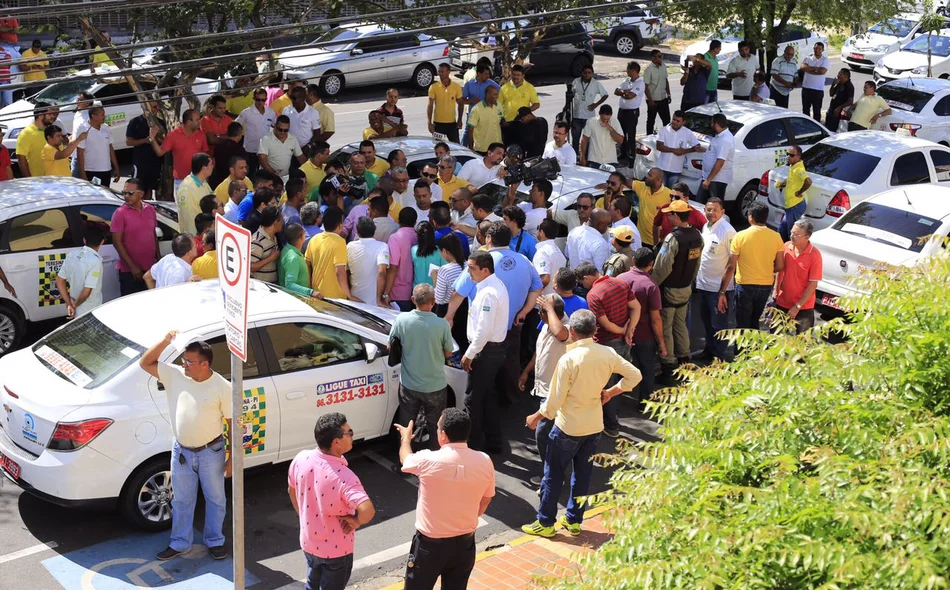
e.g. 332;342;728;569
306;85;335;142
21;40;49;82
466;85;503;154
427;63;463;143
626;167;671;248
213;154;254;205
304;208;353;300
359;140;390;177
42;126;86;176
437;155;467;202
191;231;219;279
774;144;811;241
270;80;303;117
499;64;544;156
300;140;329;196
16;105;58;177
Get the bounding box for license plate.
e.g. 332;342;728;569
820;293;843;311
852;53;864;60
451;58;463;67
0;452;20;480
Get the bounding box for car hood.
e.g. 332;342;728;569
0;99;37;130
849;32;899;49
880;50;948;69
278;46;350;69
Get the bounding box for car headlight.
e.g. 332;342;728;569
913;65;928;74
4;127;21;139
843;38;852;47
877;58;885;67
873;44;891;52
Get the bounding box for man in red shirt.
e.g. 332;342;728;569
149;109;209;189
653;183;707;244
112;178;159;295
773;219;822;334
0;128;12;181
200;95;233;157
575;262;641;437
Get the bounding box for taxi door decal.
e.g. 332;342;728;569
223;387;267;455
37;253;66;306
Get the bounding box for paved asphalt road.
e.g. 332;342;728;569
0;42;866;590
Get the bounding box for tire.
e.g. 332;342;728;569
412;63;437;90
730;180;761;221
319;71;345;98
614;33;638;56
570;54;593;78
0;304;24;356
120;456;173;532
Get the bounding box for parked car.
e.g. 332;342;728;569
842;13;923;71
873;27;950;83
809;185;950;315
330;136;480;178
681;23;828;88
842;78;950;143
0;177;178;354
583;2;668;56
278;22;451;98
758;130;950;232
0;280;467;529
634;101;832;217
0;69;219;161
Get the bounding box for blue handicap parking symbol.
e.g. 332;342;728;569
42;530;259;589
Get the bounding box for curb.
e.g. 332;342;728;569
377;505;612;590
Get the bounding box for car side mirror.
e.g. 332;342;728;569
365;341;387;363
155;227;164;240
351;48;364;56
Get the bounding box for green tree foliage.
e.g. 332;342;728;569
559;252;950;589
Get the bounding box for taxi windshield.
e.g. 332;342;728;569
33;314;144;388
33;80;95;105
281;289;391;335
878;85;933;113
837;202;940;253
868;18;916;38
904;34;950;57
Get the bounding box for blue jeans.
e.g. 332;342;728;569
698;289;732;360
779;199;807;242
169;438;227;552
0;89;12;108
535;415;554;479
735;284;772;331
662;171;681;189
305;552;353;590
538;426;600;527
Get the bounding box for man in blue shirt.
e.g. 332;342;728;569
447;221;543;406
460;61;501;146
502;205;537;261
430;202;470;258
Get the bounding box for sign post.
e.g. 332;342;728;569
215;216;251;590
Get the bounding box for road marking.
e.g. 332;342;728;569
363;450;418;488
0;541;58;565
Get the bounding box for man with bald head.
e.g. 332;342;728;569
626;167;671;248
567;207;611;272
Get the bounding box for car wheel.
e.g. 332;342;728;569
730;180;760;220
0;304;24;356
412;64;437;90
614;33;638;56
120;456;173;531
570;54;593;78
319;72;345;98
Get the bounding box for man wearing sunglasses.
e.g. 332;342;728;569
774;145;811;242
407;163;444;205
258;115;305;181
112;178;159;296
235;88;277;178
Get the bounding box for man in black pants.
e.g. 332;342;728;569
395;408;495;590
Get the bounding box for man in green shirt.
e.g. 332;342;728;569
279;223;321;298
702;40;722;103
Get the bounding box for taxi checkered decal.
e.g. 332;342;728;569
37;253;67;307
223;387;267;455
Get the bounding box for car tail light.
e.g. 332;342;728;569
889;123;921;135
758;171;770;196
826;190;851;217
691;159;703;170
4;385;18;399
635;141;651;156
442;46;450;57
48;418;113;451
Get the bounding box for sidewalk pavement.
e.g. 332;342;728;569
379;505;613;590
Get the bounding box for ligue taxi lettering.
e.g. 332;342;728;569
316;373;386;407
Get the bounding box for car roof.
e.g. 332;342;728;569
0;176;120;215
881;77;950;94
688;100;805;123
821;129;939;152
335;136;475;158
864;185;950;220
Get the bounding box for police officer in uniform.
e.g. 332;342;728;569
650;200;703;382
602;226;637;277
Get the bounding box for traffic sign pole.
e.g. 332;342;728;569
231;355;245;590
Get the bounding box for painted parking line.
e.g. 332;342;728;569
41;531;259;590
0;541;58;565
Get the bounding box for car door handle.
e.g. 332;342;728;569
286;391;305;400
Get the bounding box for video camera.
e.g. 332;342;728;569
329;174;367;201
504;156;561;186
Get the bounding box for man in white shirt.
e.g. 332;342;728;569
517;179;552;238
569;64;608;153
655;110;701;188
236;87;276;175
281;86;321;149
450;187;476;227
411;180;434;223
580;105;624;168
698;113;735;204
614;61;645;163
71;92;94;177
548;191;593;234
800;42;830;121
694;196;736;362
533;219;567;296
367;195;399;243
770;44;798;109
258;115;304;181
145;233;198;289
55;225;104;318
566;208;611;271
726;41;757;100
347;216;390;306
78;106;119;187
542;121;577;166
462;250;509;452
642;49;671;135
458;143;503;188
608;196;641;250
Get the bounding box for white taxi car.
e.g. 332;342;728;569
873;28;950;83
809;185;950;315
841;78;950;144
0;177;178;354
758;131;950;232
633;101;832;217
0;280;467;530
330;136;480;178
584;2;668;56
681;23;827;86
842;13;922;71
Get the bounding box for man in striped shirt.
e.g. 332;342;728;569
250;206;281;283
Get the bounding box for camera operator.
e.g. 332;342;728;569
570;64;608;155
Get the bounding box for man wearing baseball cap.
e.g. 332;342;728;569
651;199;703;383
602;226;637;278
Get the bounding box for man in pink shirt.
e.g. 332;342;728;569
288;412;376;590
385;207;419;310
112;178;159;295
395;408;495;590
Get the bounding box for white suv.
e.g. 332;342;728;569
584;2;668;56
